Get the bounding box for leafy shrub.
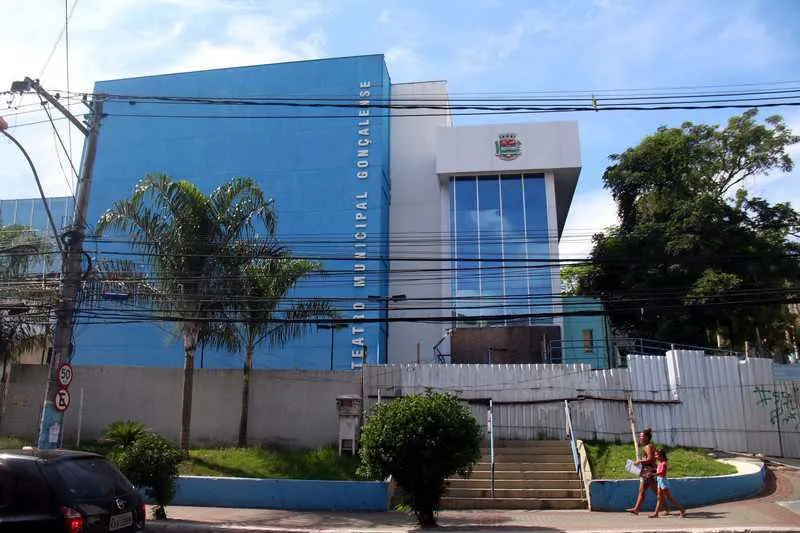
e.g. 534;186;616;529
103;420;149;448
113;433;182;520
357;391;481;528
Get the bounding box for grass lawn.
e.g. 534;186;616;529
584;441;737;479
1;437;360;481
0;437;29;449
179;445;361;480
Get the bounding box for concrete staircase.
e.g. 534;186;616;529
441;440;587;510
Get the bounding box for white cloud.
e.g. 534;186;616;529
0;0;327;200
385;46;428;83
558;189;618;259
457;10;559;73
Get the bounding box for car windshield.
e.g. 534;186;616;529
51;457;134;500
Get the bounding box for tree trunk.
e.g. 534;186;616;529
180;325;199;452
238;342;254;447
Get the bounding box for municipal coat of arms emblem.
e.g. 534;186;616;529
495;133;522;161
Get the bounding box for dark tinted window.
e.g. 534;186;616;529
50;457;133;500
13;463;53;513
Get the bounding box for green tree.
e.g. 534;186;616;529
230;257;336;447
97;174;276;450
573;110;800;357
358;391;481;528
111;431;182;520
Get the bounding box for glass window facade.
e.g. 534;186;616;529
450;174;552;326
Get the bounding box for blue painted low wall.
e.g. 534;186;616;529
589;463;766;512
143;476;390;511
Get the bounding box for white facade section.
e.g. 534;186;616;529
436;121;580;175
544;172;562;326
387;81;452;364
436;121;581;236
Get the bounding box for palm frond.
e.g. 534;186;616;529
0;224;54;281
0;314;51;362
264;300;339;349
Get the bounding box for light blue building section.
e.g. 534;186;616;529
561;296;612;369
0;196;74;273
77;55;391;370
0;197;75;238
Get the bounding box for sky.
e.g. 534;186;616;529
1;0;799;259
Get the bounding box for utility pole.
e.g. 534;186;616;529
9;78;104;449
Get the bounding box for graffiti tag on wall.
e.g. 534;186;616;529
753;385;800;429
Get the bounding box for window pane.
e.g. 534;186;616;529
500;176;528;325
477;176;503;323
523;175;551;323
51;457;134;501
453;177;479;323
583;329;594;353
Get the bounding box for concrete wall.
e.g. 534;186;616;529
2;365;360;448
147;476;389;511
387;82;452;364
588;462;766;511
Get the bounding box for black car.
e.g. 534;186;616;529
0;447;146;532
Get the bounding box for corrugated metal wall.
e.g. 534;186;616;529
364;351;800;457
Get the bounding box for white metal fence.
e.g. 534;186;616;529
364;351;800;458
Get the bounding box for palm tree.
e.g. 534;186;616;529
0;311;52;427
232;256;336;446
96;174;276;450
0;224;53;281
0;224;55;430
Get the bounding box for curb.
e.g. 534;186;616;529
144;522;800;533
568;529;800;533
144;521;415;533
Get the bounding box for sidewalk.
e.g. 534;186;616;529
145;466;800;533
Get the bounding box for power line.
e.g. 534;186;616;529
37;0;80;78
39;97;78;200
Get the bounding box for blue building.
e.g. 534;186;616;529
4;55;600;369
76;55;390;370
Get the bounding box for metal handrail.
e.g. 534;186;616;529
564;400;584;499
488;398;495;498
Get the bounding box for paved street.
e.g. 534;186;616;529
146;465;800;533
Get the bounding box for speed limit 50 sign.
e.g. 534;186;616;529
57;363;74;388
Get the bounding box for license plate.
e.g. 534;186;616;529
109;511;133;531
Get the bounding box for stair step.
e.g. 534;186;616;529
479;453;574;463
473;462;576;472
489;440;571;449
446;478;583;490
440;497;587;510
446;488;584;499
466;470;578;481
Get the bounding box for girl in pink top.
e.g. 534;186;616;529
650;448;686;518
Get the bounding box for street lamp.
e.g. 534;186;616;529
367;295;407;364
317;322;349;370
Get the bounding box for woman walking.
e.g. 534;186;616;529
649;448;686;518
625;427;667;515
